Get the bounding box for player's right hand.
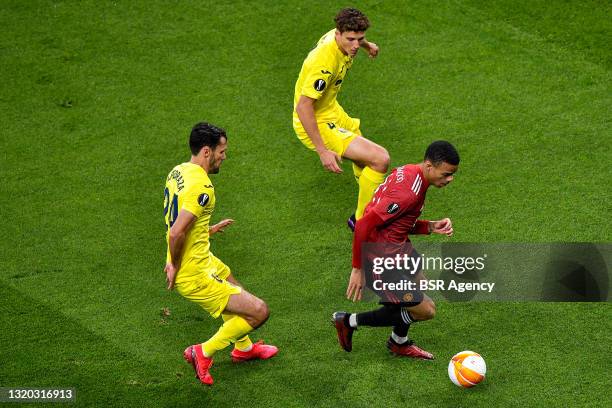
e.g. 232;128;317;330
318;149;343;173
210;218;234;235
431;218;453;237
164;263;178;290
346;268;365;302
366;41;379;58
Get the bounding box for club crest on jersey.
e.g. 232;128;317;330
314;79;326;92
387;203;400;214
198;193;209;207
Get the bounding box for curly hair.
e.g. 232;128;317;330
334;8;370;32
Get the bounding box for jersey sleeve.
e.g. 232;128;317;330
352;210;385;269
182;183;214;218
411;220;431;235
299;56;334;100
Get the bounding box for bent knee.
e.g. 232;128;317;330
413;301;435;321
253;299;270;324
423;302;436;320
380;147;390;167
370;146;390;172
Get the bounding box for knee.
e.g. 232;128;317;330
423;302;436;321
370;146;390;172
413;301;435;321
253;299;270;326
380;147;390;168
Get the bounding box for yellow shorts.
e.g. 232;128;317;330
175;255;241;319
294;113;361;157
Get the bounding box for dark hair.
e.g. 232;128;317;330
424;141;460;165
334;8;370;32
189;122;226;155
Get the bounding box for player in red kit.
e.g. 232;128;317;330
332;141;459;359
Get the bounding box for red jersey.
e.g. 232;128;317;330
352;164;431;268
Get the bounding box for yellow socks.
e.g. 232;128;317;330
222;313;253;351
356;166;385;219
202;315;253;357
352;162;364;183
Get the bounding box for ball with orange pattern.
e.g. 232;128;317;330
448;351;487;388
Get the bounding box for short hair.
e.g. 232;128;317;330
424;141;460;166
189;122;226;155
334;8;370;33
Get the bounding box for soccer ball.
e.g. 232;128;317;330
448;351;486;388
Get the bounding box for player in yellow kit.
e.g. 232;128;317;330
164;122;278;386
293;8;390;230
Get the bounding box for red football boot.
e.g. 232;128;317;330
231;340;278;363
183;344;214;385
331;311;355;352
386;338;434;360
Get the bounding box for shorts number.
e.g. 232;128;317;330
163;187;178;229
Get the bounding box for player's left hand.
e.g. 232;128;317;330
164;263;178;290
210;218;234;235
366;41;379;58
430;218;453;237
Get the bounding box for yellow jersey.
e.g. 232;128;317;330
293;29;354;125
164;162;215;281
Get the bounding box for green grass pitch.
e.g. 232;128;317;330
1;0;610;406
